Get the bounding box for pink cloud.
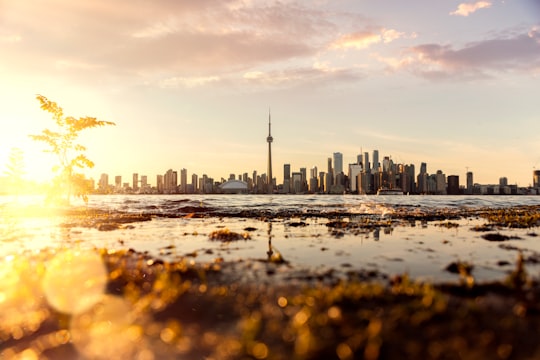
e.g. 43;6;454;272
331;28;405;50
401;28;540;79
450;1;492;17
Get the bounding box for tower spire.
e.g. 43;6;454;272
267;108;273;194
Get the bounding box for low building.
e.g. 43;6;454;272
219;180;249;194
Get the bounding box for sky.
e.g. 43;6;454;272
1;0;539;187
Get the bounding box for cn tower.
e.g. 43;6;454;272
267;109;273;194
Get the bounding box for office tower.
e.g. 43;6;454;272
310;166;318;180
534;170;540;188
267;110;273;194
466;172;474;194
382;156;391;173
300;167;307;183
372;150;379;173
133;173;139;191
435;170;446;195
180;168;187;193
499;177;508;187
98;173;109;192
364;152;370;173
447;175;460;195
405;164;415;194
319;172;325;193
283;164;291;193
164;169;178;194
141;175;148;189
325;173;333;193
326;158;334;190
191;174;198;193
284;164;291;182
417;162;428;194
115;176;122;189
292;172;302;194
349;164;362;193
333;152;343;175
309;177;319;193
157;175;163;193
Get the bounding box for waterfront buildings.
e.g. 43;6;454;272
87;116;539;196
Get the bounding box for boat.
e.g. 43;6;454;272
376;187;404;195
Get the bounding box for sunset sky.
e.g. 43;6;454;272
1;0;539;187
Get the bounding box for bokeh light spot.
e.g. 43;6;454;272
42;249;107;315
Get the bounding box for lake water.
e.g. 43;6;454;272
2;194;540;283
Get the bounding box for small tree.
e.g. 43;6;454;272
29;94;115;204
3;147;26;196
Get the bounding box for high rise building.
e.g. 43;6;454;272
447;175;460;195
98;173;109;192
191;174;198;193
363;152;370;173
115;176;122;189
310;166;318;180
466;171;474;194
266;110;273;194
417;162;428;194
372;150;379;173
283;163;291;193
349;164;362;193
319;172;325;193
141;175;148;189
333;152;343;175
534;170;540;188
180;168;188;193
164;169;178;194
133;173;139;191
157;175;163;193
435;170;446;195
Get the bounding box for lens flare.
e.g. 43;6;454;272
41;249;107;315
70;295;141;359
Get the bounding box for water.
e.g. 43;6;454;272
2;194;540;283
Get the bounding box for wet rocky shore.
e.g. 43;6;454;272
2;205;540;359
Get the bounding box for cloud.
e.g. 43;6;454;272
380;27;540;79
450;1;492;17
159;76;220;88
241;63;364;87
331;28;404;50
1;0;338;82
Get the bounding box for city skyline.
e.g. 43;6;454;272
1;1;539;187
93;145;538;193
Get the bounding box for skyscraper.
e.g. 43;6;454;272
133;173;139;191
466;171;474;194
267;110;273;194
372;150;379;173
180;168;187;193
333;152;343;175
534;170;540;188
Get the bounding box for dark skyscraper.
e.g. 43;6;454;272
267;110;273;194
